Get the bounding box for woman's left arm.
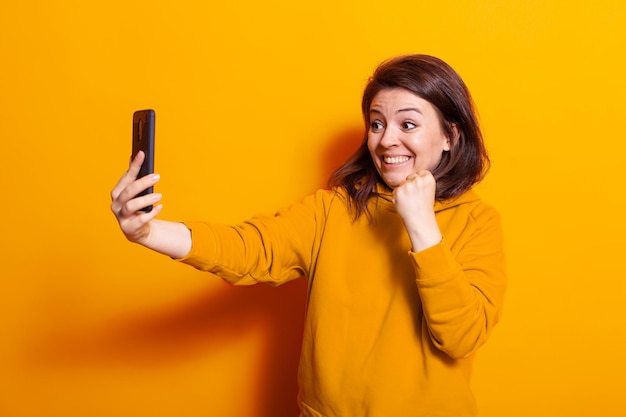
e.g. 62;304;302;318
409;205;506;359
394;170;506;359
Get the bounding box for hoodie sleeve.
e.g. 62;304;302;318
177;190;330;286
409;202;506;359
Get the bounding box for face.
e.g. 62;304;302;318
367;88;452;189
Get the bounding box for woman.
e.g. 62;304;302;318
111;54;506;417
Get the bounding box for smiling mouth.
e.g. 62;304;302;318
383;156;409;164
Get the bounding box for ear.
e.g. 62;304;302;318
444;123;460;152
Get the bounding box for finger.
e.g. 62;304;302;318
118;192;162;218
127;202;163;224
417;171;436;188
127;150;145;176
415;170;434;179
110;152;146;201
111;174;160;214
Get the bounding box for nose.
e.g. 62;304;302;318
379;126;400;148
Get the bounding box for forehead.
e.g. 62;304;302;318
369;88;439;115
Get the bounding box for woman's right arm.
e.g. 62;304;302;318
110;151;192;259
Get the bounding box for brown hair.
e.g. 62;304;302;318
328;54;490;219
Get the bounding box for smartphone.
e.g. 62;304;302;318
132;109;156;212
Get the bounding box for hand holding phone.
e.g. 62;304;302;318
132;109;156;212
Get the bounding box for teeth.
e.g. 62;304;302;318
384;156;409;164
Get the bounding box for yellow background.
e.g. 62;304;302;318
1;1;625;416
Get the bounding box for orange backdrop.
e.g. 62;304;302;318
1;1;625;416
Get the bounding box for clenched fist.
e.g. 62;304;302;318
392;170;442;252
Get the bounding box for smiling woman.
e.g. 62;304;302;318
111;54;505;417
3;0;626;415
367;89;453;188
330;55;489;218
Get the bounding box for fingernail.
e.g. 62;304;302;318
151;174;160;181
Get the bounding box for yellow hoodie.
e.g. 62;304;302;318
179;187;506;417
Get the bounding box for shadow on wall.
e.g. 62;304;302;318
25;125;364;417
319;125;365;186
27;279;308;417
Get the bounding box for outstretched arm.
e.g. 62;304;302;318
110;151;192;259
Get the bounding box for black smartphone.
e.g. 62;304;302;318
132;109;156;212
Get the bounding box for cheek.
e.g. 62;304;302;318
426;149;446;170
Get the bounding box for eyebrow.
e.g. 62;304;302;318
369;107;423;115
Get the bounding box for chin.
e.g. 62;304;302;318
383;171;412;188
380;177;402;190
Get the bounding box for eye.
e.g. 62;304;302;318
370;121;384;132
401;121;417;130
